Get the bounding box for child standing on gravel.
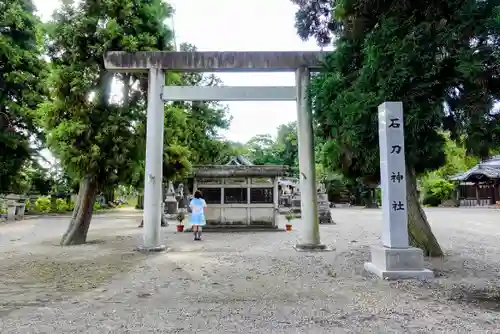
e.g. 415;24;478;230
189;190;207;241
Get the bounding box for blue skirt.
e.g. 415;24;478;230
189;212;206;226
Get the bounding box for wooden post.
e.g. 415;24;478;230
475;183;480;206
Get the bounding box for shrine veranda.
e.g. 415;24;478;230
104;51;433;280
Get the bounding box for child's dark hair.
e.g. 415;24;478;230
194;190;202;199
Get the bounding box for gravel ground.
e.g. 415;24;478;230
0;207;499;333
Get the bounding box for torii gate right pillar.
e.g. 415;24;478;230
294;67;328;251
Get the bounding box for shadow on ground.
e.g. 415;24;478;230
0;232;148;316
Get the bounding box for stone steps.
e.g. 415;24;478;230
183;225;284;233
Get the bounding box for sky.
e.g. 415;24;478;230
35;0;327;143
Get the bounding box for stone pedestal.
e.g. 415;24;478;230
290;194;302;216
17;203;26;218
6;196;26;221
289;192;332;224
294;243;332;252
165;197;178;215
7;202;17;221
317;192;333;224
364;245;434;280
135;245;168;253
161;203;168;227
176;195;186;210
164;181;178;215
279;196;291;207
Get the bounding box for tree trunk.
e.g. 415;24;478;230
60;177;99;246
136;194;144;209
50;196;57;212
406;167;443;257
103;187;114;205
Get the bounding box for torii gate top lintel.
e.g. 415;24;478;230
104;51;326;72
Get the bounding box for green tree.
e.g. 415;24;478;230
9;160;53;195
421;134;480;206
125;43;234;210
432;134;480;179
276;122;299;174
0;0;46;194
293;0;500;256
244;124;300;174
169;43;233;165
41;0;183;245
127;105;193;191
246;134;280;164
223;140;250;158
184;101;232;164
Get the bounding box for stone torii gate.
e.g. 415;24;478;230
104;51;329;252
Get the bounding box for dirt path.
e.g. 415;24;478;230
0;209;146;317
0;208;499;333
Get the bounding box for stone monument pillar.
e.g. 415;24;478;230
164;181;178;215
364;101;433;280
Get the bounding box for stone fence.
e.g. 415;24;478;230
0;194;28;222
0;194;79;222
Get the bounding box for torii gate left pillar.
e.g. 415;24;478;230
104;51;329;252
142;67;166;251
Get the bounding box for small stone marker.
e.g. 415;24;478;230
364;102;433;280
164;181;178;215
176;183;186;209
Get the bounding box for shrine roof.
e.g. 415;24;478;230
450;156;500;182
226;155;254;166
192;165;288;177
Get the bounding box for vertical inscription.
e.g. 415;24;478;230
378;102;409;248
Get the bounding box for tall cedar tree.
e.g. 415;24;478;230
41;0;185;245
0;0;46;193
292;0;500;256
